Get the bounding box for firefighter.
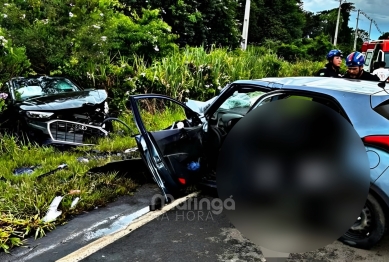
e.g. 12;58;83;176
316;49;343;77
342;51;380;81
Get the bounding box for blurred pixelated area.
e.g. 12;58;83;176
216;99;371;255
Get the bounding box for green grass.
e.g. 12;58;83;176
0;107;186;253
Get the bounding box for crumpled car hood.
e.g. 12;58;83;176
19;89;108;111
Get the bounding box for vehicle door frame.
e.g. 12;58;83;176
128;94;203;201
203;82;275;124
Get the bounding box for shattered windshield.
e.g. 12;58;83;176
11;77;82;100
215;90;266;115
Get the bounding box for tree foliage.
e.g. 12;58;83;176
0;27;31;85
123;0;242;49
0;0;178;76
0;0;373;112
379;32;389;40
301;2;357;52
236;0;306;45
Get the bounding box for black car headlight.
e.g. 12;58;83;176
26;111;54;119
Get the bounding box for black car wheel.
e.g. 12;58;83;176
339;193;387;249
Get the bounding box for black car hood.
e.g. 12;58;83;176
18;89;108;111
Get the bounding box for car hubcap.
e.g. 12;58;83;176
346;206;372;239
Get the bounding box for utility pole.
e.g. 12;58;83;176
353;9;360;51
241;0;251;51
333;0;342;46
368;19;373;42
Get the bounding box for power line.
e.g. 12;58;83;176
356;9;382;35
372;20;383;35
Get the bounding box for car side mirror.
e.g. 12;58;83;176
378;81;386;88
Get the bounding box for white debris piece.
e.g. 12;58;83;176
70;197;80;209
42;196;64;222
124;148;137;154
77;157;89;163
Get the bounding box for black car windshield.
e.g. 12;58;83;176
11;77;82;100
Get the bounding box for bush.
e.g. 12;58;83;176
0;27;31;87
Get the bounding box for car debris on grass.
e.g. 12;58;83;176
0;100;184;253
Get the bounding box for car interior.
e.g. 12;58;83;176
203;90;349;174
133;88;350;187
135;98;206;186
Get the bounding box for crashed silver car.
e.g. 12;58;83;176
0;76;111;146
128;76;389;250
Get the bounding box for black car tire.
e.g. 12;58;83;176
339;193;387;249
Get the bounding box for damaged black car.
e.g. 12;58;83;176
0;76;112;146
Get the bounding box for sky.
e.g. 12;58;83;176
301;0;389;41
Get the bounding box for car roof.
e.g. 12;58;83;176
229;76;389;138
233;76;387;96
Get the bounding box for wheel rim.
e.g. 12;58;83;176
344;204;373;240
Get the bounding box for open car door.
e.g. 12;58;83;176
128;94;204;202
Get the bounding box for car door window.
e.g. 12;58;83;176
251;92;344;118
134;97;196;132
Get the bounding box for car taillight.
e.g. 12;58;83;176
178;178;186;185
362;135;389;148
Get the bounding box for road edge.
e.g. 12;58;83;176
56;191;199;262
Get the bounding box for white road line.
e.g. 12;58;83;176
17;214;123;262
83;206;150;241
56;192;199;262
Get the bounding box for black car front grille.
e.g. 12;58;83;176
48;120;108;145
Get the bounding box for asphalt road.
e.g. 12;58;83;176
1;183;389;262
79;197;389;262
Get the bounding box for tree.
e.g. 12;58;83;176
122;0;241;49
0;27;31;85
379;32;389;40
0;0;177;75
337;3;355;45
300;3;356;52
302;11;322;39
237;0;306;45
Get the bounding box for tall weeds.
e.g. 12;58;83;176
125;46;325;104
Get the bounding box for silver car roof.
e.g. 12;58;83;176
230;77;389;137
233;76;387;96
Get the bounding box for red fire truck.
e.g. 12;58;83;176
361;39;389;73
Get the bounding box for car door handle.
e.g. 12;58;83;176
154;155;162;164
153;155;163;168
